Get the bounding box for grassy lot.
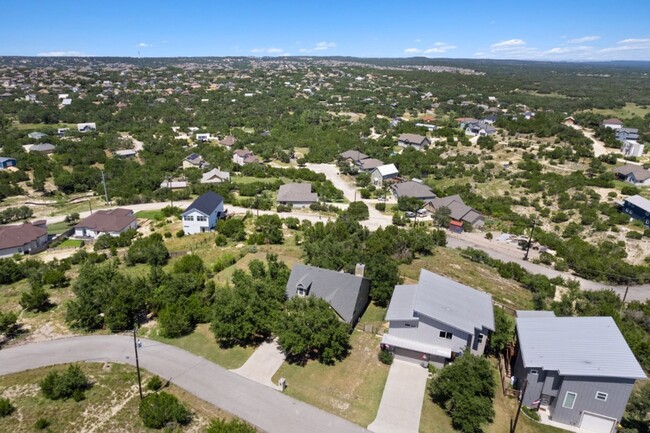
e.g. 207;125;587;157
134;209;164;220
420;361;567;433
12;122;76;131
271;304;389;427
56;239;84;249
47;221;74;235
588;102;650;119
230;175;286;185
0;363;238;433
401;248;534;310
144;323;254;370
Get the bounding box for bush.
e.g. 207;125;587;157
147;375;163;391
175;229;185;238
485;232;493;240
626;231;643;240
164;231;172;238
378;349;394;365
621;185;641;196
206;418;257;433
213;253;237;273
522;405;541;421
215;234;228;246
40;364;90;400
0;397;15;417
139;392;191;429
276;204;292;212
375;202;386;211
35;418;50;430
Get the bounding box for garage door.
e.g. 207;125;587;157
394;347;426;364
580;412;616;433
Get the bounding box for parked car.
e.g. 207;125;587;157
405;211;416;218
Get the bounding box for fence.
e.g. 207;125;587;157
498;354;519;397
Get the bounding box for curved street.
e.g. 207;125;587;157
0;335;369;433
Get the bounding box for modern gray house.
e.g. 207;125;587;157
285;264;370;325
277;183;319;208
381;269;494;367
513;312;646;433
391;180;437;201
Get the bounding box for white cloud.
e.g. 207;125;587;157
299;41;337;53
544;46;593;56
403;42;457;55
250;47;289;56
36;51;88;57
567;35;600;44
490;39;526;50
137;42;152;48
618;38;650;44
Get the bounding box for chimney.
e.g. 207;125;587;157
355;263;365;278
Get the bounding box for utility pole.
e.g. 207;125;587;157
88;199;93;215
167;177;174;208
523;216;537;261
101;171;109;205
510;379;528;433
133;328;143;400
622;278;630;305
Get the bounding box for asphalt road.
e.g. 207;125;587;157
0;335;369;433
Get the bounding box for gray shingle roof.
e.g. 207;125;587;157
359;158;384;170
386;269;494;334
398;133;430;146
392;181;436;200
614;164;650;182
183;191;224;216
277;183;318;203
286;264;370;324
517;316;646;379
29;143;56;152
339;150;369;161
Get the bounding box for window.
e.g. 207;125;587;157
184;216;194;221
477;334;484;343
197;216;207;222
530;369;538;375
562;392;577;409
595;391;608;402
405;323;414;328
439;331;452;340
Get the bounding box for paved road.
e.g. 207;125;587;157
0;336;369;433
446;234;650;301
368;360;428;433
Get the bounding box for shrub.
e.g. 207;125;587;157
175;229;185;238
621;185;641;196
626;231;643;240
522;405;540;421
276;204;292;212
35;418;50;430
139;392;191;429
147;375;163;391
375;202;386;212
164;232;172;238
0;397;15;417
378;349;394;365
206;418;257;433
215;234;228;246
213;253;237;273
283;217;300;229
40;364;90;400
485;232;493;240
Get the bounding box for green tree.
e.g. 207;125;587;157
342;201;369;221
429;354;495;433
0;311;18;335
158;302;194;338
205;418;257;433
40;364;90;401
487;308;515;354
217;218;247;241
126;233;169;266
275;297;350;364
20;282;51;312
623;381;650;433
138;392;191;429
0;397;15;417
250;214;284;244
433;207;452;227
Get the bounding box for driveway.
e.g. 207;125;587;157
0;336;369;433
231;339;285;390
368;360;429;433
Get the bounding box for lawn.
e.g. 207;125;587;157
0;363;236;433
56;239;84;249
47;221;74;235
144;323;255;370
134;209;164;220
271;305;389;427
401;248;534;310
588;102;650;119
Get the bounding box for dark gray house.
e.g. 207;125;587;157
514;312;645;433
391;181;436;201
276;183;319;208
381;269;494;367
397;133;431;150
613;164;650;185
621;195;650;226
285;264;370;325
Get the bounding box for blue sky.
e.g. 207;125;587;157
2;0;650;61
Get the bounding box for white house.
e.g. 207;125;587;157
601;118;624;130
0;221;49;258
200;168;231;184
74;208;137;239
181;191;225;235
371;163;399;186
77;122;97;132
621;140;644;158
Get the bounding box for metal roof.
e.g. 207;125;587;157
386;269;494;334
374;163;398;177
516;310;556;318
625;195;650;213
182;191;224;216
516;316;646;379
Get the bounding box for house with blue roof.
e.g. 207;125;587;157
0;157;17;170
181;191;225;235
513;311;645;433
381;269;494;367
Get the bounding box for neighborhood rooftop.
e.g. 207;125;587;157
184;191;225;215
517;315;645;379
75;208;135;232
0;223;47;250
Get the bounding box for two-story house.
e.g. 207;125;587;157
621;194;650;226
181;191;225;235
232;149;259;166
513;311;645;433
370;164;399;186
381;269;494;367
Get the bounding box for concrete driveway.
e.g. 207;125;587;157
0;336;369;433
231;339;285;390
368;360;429;433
